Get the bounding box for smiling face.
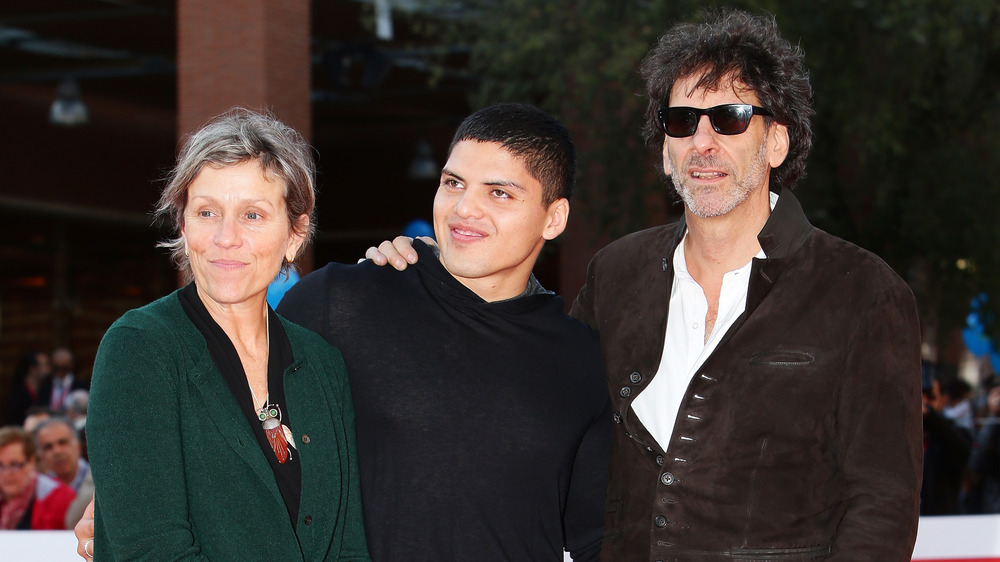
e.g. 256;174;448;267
182;161;308;311
0;442;34;501
663;73;789;219
432;140;568;301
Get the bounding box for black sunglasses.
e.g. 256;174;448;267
657;104;772;138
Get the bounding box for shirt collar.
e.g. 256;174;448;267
674;189;778;276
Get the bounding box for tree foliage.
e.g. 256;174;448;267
416;0;1000;350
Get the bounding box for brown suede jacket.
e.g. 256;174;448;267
571;187;922;561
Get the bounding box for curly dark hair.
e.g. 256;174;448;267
640;8;814;190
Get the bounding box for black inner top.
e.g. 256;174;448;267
178;282;302;526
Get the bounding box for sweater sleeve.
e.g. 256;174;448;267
563;396;611;562
88;322;210;561
328;343;372;561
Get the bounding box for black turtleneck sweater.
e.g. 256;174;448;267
277;241;609;562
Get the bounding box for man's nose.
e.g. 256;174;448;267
453;190;485;219
690;115;721;153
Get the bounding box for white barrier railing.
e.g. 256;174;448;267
912;515;1000;561
4;516;1000;562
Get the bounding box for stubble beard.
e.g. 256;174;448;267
670;138;770;219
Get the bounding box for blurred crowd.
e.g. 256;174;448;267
922;360;1000;515
1;347;93;530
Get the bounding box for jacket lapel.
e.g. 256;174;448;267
621;221;684;449
186;351;287;508
715;187;814;346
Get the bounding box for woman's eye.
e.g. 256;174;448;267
246;211;260;220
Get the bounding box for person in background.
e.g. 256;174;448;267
64;389;89;461
942;377;975;432
64;469;94;530
921;369;973;515
65;390;89;433
3;351;51;426
40;347;87;414
33;417;89;492
21;407;51;434
81;108;369;561
965;385;1000;513
0;425;75;530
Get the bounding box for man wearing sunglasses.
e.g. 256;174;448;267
369;7;922;562
571;8;922;561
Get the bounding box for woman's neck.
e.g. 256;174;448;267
194;287;269;353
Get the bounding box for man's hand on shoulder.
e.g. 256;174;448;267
364;235;434;270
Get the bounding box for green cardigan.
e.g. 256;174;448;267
88;291;370;561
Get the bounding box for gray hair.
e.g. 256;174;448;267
155;107;317;281
32;416;78;443
66;390;89;417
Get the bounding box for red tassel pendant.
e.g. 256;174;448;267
258;404;294;464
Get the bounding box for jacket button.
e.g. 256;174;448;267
613;411;622;424
660;472;675;486
629;371;642;383
656;454;664;466
654;515;667;527
619;386;631;398
304;515;313;525
301;434;311;444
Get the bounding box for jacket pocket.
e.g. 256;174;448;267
749;350;815;366
731;543;831;560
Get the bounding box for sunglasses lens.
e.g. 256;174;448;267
710;105;752;135
660;105;764;137
663;108;698;137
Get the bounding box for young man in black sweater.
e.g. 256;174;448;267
276;103;609;561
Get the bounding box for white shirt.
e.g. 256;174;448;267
632;192;777;452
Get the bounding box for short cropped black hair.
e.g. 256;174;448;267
640;8;814;190
448;103;576;206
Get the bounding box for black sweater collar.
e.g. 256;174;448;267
413;240;560;314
